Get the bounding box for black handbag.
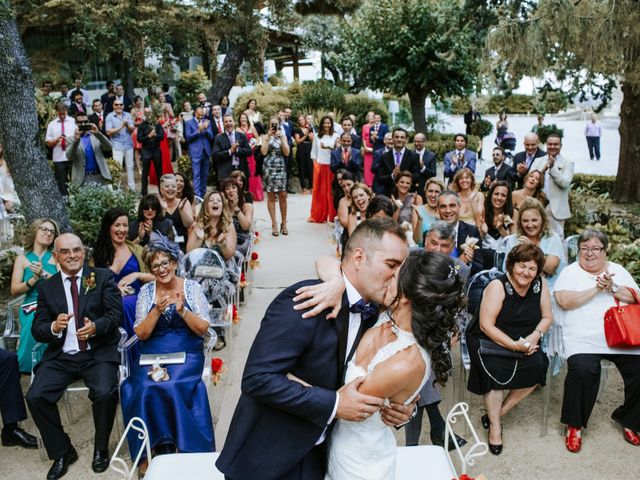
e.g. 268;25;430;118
478;338;524;359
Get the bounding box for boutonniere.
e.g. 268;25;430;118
82;272;96;294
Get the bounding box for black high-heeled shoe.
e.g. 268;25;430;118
481;414;490;430
488;422;503;456
280;224;288;235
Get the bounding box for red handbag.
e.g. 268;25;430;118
604;287;640;348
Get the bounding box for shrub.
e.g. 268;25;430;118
610;238;640;284
106;157;123;187
175;66;211;107
298;80;347;113
536;124;564;144
450;97;471;115
572;174;616;195
344;94;389;128
0;250;18;290
233;84;293;122
469;119;493;138
537;90;568;114
66;184;138;247
267;72;285;87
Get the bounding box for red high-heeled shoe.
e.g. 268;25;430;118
623;428;640;446
566;426;582;453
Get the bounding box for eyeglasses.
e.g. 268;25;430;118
150;260;172;272
579;246;604;254
56;247;84;257
38;226;56;235
114;103;123;107
142;205;156;211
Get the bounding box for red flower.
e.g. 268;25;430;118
211;357;224;374
241;272;246;282
255;231;260;237
251;252;259;261
456;475;474;480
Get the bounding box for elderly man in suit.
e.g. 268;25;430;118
369;113;389;151
185;106;214;198
67;112;113;187
212;114;252;184
216;218;414;480
374;127;420;197
444;134;477;184
413;133;437;201
26;233;122;479
481;147;514;192
330;132;362;180
511;133;546;189
529;133;574;239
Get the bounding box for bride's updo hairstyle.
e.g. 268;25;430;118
393;250;465;385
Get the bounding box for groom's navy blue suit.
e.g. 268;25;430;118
217;280;373;480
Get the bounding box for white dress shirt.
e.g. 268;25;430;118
46;116;77;163
51;268;90;354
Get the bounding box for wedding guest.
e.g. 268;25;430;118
308;115;339;224
137;109;165;196
120;235;214;474
295;115;315;194
159;174;194;252
347;183;373;236
222;177;254;256
512;170;548;222
128;194;174;247
10;218;59;373
415;178;445;246
336;171;356;231
554;229;640;453
450;167;484;232
186;190;237;260
261;116;290;236
361;111;375;187
480;181;515;249
1;348;38;449
466;243;552;455
237;113;263;201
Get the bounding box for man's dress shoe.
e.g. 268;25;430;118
1;426;38;449
47;446;78;480
92;449;110;473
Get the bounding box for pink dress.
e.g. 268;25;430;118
362;124;374;187
243;129;264;201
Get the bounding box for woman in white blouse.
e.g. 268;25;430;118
308;115;340;223
554;229;640;453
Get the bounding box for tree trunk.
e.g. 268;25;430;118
407;87;427;133
209;41;247;104
0;12;71;231
613;82;640;203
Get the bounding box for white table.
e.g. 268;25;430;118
144;452;224;480
395;445;455;479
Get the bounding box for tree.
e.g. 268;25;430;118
486;0;640;202
0;4;71;230
299;15;349;85
340;0;479;133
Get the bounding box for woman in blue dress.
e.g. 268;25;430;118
120;234;214;472
10;218;59;372
93;208;154;348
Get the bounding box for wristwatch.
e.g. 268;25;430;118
611;283;619;294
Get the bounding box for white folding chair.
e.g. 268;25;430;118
110;416;152;480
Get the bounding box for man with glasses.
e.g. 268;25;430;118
26;234;122;479
106;100;136;191
107;84;132;113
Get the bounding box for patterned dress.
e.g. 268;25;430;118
262;136;287;193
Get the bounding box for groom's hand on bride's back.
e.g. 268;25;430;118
336;376;384;421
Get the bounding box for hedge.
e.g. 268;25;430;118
449;92;569;115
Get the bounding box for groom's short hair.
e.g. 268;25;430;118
343;218;406;261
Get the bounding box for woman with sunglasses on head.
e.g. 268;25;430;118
10;218;59;373
128;194;174;247
120;234;214;474
159;174;194;253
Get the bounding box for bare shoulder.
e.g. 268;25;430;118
379;345;426;380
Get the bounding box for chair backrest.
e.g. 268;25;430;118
110;417;152;480
565;234;579;264
444;402;488;476
465;268;504;320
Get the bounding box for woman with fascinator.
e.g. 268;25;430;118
120;233;214;473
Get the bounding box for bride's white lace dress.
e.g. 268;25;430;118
325;313;431;480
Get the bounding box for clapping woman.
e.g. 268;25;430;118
159;174;194;253
120;234;214;472
128;194;174;247
10;218;59;373
186;190;237;260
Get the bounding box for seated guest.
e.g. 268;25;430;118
229;169;254;204
450;167;484;232
93;208;153;348
415;178;445;246
159;174;194;253
503;197;565;290
128;194;174;247
330;132;362;180
67;112;113;186
333;169;351;217
422;221;470;278
26;234;122;478
481;147;514;192
554;229;640;453
10;218;59;373
1;348;37;449
444;133;477;184
347;183;373;236
466;243;552;455
512;170;548;223
480;181;515;249
511;133;546;190
391;171;423;244
121;235;214;474
175;171;197;217
187;190;237;260
365;195;396;219
221;177;254;256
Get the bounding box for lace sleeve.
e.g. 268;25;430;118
134;282;155;327
186;280;211;323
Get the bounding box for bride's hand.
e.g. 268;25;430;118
293;276;345;319
336;377;383;422
380;395;420;427
286;373;312;387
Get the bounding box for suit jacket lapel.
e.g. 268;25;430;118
335;293;350;383
78;266;91;321
51;273;69;315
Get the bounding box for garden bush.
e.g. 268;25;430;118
572;174;616;195
344;94;389;128
298;80;347;113
468;119;493;138
537;90;568;114
536;124;564;144
175;66;211;107
66;184;138;248
233;84;294;122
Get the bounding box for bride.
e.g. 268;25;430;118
296;251;464;479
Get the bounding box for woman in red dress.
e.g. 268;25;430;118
237;113;263;201
362;111;375;187
308;115;340;223
150;98;175;186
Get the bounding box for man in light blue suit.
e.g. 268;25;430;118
443;133;477;184
186;106;214;197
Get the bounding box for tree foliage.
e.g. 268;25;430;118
339;0;479;133
486;0;640;202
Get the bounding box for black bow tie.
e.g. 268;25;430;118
349;299;378;322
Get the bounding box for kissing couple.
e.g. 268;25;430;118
217;217;465;479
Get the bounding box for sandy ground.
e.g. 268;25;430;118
2;116;637;479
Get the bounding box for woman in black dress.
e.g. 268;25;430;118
159;174;194;252
466;243;552;455
294;115;314;194
128;194;174;247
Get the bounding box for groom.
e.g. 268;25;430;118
217;218;411;479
